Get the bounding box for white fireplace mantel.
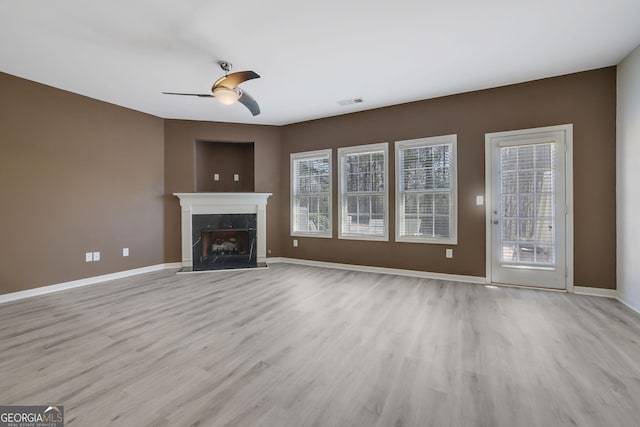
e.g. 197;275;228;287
174;193;272;268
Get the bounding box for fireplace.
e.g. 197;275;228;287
192;214;256;270
174;193;271;272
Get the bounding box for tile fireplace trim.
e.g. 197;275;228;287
174;193;272;268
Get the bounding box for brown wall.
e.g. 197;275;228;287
0;66;616;295
280;68;617;289
164;120;282;262
0;72;165;294
195;141;255;192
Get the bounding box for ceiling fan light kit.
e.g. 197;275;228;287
162;61;261;116
213;86;241;105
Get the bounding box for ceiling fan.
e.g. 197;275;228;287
163;61;261;116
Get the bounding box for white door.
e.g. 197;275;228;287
485;125;572;290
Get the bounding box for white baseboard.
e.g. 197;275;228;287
267;257;486;284
617;296;640;315
4;258;626;306
0;263;181;305
574;286;617;298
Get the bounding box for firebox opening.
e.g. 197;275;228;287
192;214;258;271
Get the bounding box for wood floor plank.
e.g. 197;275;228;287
1;264;640;426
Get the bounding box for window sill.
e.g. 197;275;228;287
291;232;333;239
395;236;458;245
338;234;389;242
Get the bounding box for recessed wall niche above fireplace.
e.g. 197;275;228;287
174;193;271;272
195;141;254;193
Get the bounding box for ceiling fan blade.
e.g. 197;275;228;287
238;90;260;116
213;71;260;89
162;92;213;97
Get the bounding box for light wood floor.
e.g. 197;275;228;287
1;264;640;426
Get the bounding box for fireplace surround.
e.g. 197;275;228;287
174;193;271;272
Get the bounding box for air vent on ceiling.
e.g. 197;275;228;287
337;98;364;106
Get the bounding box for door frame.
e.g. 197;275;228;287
484;124;574;292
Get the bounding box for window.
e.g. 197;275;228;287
291;149;332;237
338;142;389;240
396;135;457;244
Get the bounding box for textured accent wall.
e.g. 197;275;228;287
0;72;165;295
280;68;617;289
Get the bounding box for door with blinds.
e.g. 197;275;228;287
486;125;572;289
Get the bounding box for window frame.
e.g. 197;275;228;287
290;149;333;238
395;134;458;245
338;142;389;241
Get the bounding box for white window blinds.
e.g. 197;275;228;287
396;135;457;244
499;142;556;265
291;150;332;237
338;143;389;240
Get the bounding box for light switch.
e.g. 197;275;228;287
476;195;484;205
293;239;298;247
123;248;129;257
93;251;101;261
233;174;240;182
85;252;93;262
213;173;219;181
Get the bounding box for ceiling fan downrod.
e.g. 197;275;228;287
219;61;232;75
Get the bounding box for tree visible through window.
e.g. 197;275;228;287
499;143;555;264
396;135;457;244
339;143;388;240
291;150;332;237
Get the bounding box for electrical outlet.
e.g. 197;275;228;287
123;248;129;257
268;249;272;255
85;252;93;262
233;174;240;182
213;173;219;181
446;248;453;259
93;251;100;261
293;239;298;248
476;195;484;205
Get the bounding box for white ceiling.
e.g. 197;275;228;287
1;1;639;126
